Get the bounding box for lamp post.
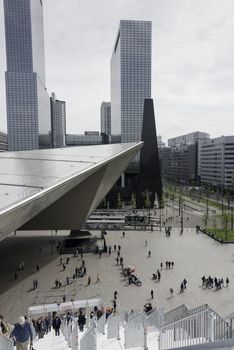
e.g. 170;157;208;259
51;230;54;256
180;200;184;234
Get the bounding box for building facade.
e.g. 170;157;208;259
0;131;7;152
160;144;198;185
199;136;234;191
2;0;51;151
111;20;152;172
66;133;103;146
51;93;66;148
168;131;210;148
100;102;111;136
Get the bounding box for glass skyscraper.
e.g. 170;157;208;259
100;102;111;136
2;0;51;151
51;93;66;149
111;20;152;172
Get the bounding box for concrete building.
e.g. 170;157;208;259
157;135;166;148
199;136;234;191
66;133;103;146
160;144;198;185
51;93;66;148
168;131;210;148
2;0;51;151
111;20;152;172
0;131;7;152
100;102;111;136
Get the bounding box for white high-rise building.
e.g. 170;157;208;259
168;131;210;148
51;93;66;149
111;20;152;172
1;0;51;151
199;136;234;191
100;102;111;136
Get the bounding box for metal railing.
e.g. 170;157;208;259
164;304;190;325
119;310;128;324
80;325;96;350
107;314;120;339
124;312;146;349
128;310;142;322
0;335;14;350
96;313;105;335
145;307;164;329
159;305;230;349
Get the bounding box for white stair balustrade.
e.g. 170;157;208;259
71;319;78;350
0;335;14;350
159;305;231;349
145;307;164;329
80;325;96;350
96;313;106;335
124;312;146;349
107;314;120;340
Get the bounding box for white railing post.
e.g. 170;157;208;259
72;319;79;350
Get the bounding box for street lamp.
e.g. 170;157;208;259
180;200;184;234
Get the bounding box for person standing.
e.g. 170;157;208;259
150;289;154;299
52;316;61;336
10;316;33;350
78;311;86;332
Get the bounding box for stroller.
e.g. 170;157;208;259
128;273;142;286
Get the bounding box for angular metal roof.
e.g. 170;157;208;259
0;142;142;240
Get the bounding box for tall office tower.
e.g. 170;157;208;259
2;0;51;151
50;93;66;148
111;20;152;173
100;102;111;136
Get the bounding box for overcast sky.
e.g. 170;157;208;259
43;0;234;142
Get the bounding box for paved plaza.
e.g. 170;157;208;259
0;211;234;323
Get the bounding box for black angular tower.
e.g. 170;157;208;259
137;99;163;208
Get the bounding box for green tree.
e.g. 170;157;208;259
130;193;136;210
117;192;122;209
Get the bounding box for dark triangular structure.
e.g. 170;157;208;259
136;99;163;208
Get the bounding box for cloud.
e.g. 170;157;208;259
1;0;234;143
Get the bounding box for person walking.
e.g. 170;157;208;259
113;299;117;313
87;276;91;285
78;311;86;332
52;316;61;336
114;290;118;300
148;250;151;258
10;316;33;350
169;288;174;298
226;277;229;287
96;273;101;283
150;289;154;299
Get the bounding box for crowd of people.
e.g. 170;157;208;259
201;275;229;289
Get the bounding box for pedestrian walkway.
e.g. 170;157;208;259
34;330;69;350
0;225;233;323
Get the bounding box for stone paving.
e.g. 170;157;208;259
0;210;234;324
